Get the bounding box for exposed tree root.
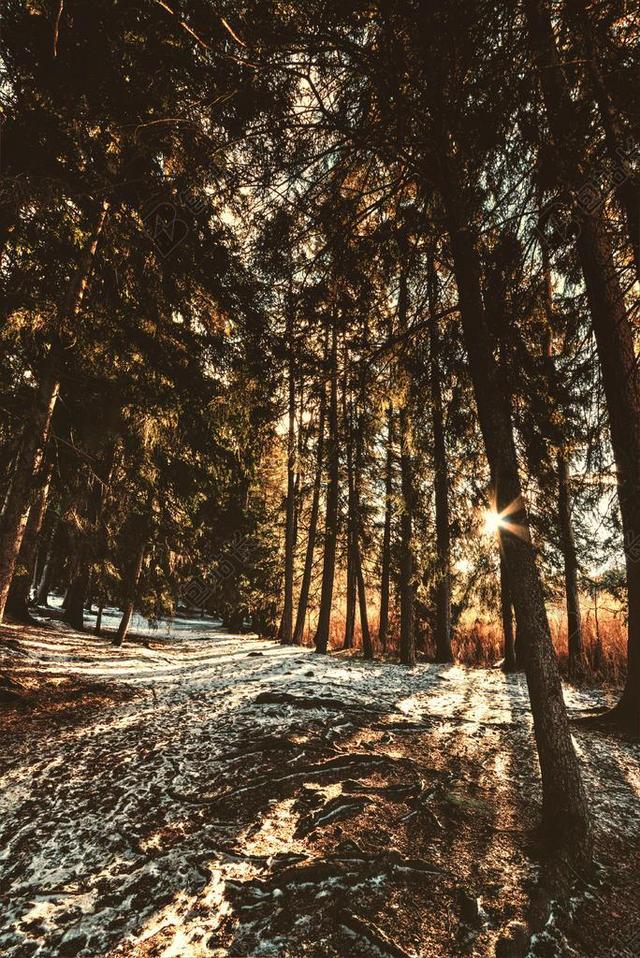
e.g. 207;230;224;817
295;793;371;837
338;910;418;958
168;751;415;810
572;702;640;739
253;690;385;713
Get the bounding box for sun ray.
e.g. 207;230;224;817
483;496;531;542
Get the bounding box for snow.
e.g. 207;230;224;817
0;617;638;957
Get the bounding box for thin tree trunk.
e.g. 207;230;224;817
313;316;339;654
95;594;105;636
114;540;146;647
354;537;373;658
378;402;394;653
292;389;326;645
525;0;640;734
0;370;59;621
428;269;453;663
5;464;53;621
64;442;118;631
344;549;356;649
438;157;592;871
539;207;584;678
0;200;109;622
343;349;356;651
279;316;297;645
291;379;305;570
558;453;583;674
35;517;61;606
500;552;517;672
353;381;374;660
397;263;416;666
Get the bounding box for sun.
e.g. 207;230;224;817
483;509;504;536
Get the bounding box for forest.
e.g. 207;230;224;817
0;1;639;956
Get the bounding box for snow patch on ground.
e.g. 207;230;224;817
1;619;638;956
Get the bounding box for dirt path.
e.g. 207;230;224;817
1;619;639;958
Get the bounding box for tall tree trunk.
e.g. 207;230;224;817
95;592;105;636
0;370;59;622
438;158;592;871
539;209;585;678
398;397;416;664
292;388;326;645
63;564;91;632
344;555;356;649
279;317;297;645
0;200;109;622
353;384;374;660
558;453;583;674
5;463;53;621
354;536;373;658
500;552;517;672
34;517;61;606
313;317;339;654
378;402;394;653
525;0;640;734
397;264;416;666
428;269;453;663
114;540;146;647
343;350;357;650
64;442;118;631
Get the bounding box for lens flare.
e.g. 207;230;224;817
483;510;503;536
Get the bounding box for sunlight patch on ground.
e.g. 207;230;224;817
2;619;638;957
243;797;305;858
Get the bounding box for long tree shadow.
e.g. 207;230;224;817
4;645;633;958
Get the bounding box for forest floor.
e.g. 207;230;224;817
0;614;639;958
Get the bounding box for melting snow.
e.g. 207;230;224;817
0;616;638;956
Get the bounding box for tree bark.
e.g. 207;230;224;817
64;442;118;631
397;263;416;666
344;547;357;649
558;453;583;674
354;536;373;658
428;268;453;663
34;517;61;606
114;539;146;647
525;0;640;733
292;388;326;645
500;552;517;672
343;351;357;651
63;564;91;632
279;313;297;645
378;402;394;653
438;156;592;870
353;381;374;660
5;463;53;621
539;205;584;679
313;316;339;654
95;594;105;636
0;200;109;622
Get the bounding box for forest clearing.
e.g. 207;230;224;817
1;0;640;955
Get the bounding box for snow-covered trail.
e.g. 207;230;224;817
1;620;638;958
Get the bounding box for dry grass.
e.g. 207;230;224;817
299;599;628;688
